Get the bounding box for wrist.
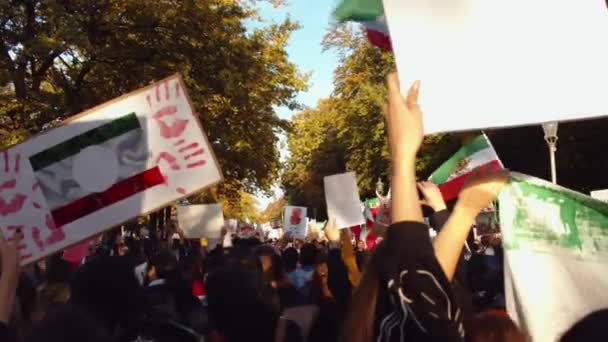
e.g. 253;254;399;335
431;202;447;212
452;202;479;221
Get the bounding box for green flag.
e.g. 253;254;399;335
335;0;384;22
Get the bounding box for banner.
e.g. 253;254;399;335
284;206;308;240
384;0;608;134
499;172;608;341
177;204;224;239
0;74;222;264
324;172;365;229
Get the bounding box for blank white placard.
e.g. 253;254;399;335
324;172;365;229
383;0;608;134
177;204;224;239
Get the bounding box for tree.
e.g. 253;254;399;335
282;25;460;215
0;0;307;209
258;197;287;223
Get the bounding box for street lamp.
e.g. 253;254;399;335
376;177;385;197
542;122;559;184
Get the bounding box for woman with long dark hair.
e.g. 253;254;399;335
341;73;508;342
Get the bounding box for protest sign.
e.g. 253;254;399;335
499;172;608;341
591;189;608;202
177;204;224;239
324;172;365;229
283;206;308;240
383;0;608;134
0;74;222;264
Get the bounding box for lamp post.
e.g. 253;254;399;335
542;122;559;184
376;177;385;197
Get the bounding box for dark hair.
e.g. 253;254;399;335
206;267;279;342
560;309;608;342
70;257;146;333
299;243;317;267
282;247;299;273
46;254;73;285
29;304;111;342
148;251;179;279
469;310;526;342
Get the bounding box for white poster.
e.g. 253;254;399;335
590;189;608;202
324;172;365;229
284;206;308;240
177;204;224;239
383;0;608;134
0;74;222;264
499;173;608;341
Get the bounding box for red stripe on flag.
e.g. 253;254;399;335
366;29;392;52
51;167;164;227
437;160;502;201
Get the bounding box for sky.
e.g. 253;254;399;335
250;1;341;210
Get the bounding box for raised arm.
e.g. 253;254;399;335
386;73;424;224
432;167;508;281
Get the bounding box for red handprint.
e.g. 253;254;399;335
0;152;27;216
290;208;302;225
147;80;190;139
147;79;207;196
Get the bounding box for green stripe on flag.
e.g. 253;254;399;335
430;135;490;184
30;112;140;171
335;0;384;22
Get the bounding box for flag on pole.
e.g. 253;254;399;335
429;134;502;201
335;0;392;52
499;172;608;341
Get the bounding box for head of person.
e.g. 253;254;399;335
70;256;146;334
469;310;527;342
282;247;299;274
299;243;317;268
560;309;608;342
206;261;280;341
46;253;73;285
255;245;278;276
146;250;180;283
29;304;111;342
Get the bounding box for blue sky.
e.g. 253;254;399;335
251;1;341;209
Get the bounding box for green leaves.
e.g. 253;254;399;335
0;0;306;209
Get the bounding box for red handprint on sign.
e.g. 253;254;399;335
290;208;302;225
0;151;65;261
147;79;207;195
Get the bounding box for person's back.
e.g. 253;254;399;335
287;244;317;296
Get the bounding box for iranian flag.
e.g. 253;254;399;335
335;0;392;52
30;112;164;227
429;134;502;201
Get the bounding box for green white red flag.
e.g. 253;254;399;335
429;134;502;201
335;0;392;52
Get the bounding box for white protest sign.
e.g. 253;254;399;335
591;189;608;202
383;0;608;134
177;204;224;239
0;74;222;264
324;172;365;229
225;218;238;232
283;206;308;240
499;173;608;341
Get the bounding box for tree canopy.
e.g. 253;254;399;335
0;0;307;210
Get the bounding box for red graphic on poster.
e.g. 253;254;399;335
147;79;206;195
290;208;303;225
0;151;65;261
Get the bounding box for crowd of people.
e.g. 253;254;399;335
0;73;606;342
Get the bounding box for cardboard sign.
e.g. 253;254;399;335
384;0;608;134
177;204;224;239
0;74;222;264
324;172;365;229
284;206;308;240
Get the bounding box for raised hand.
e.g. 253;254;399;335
386;72;423;159
418;181;447;212
324;218;340;243
457;168;509;214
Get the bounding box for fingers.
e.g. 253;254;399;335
406;80;421;110
386;72;402;103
